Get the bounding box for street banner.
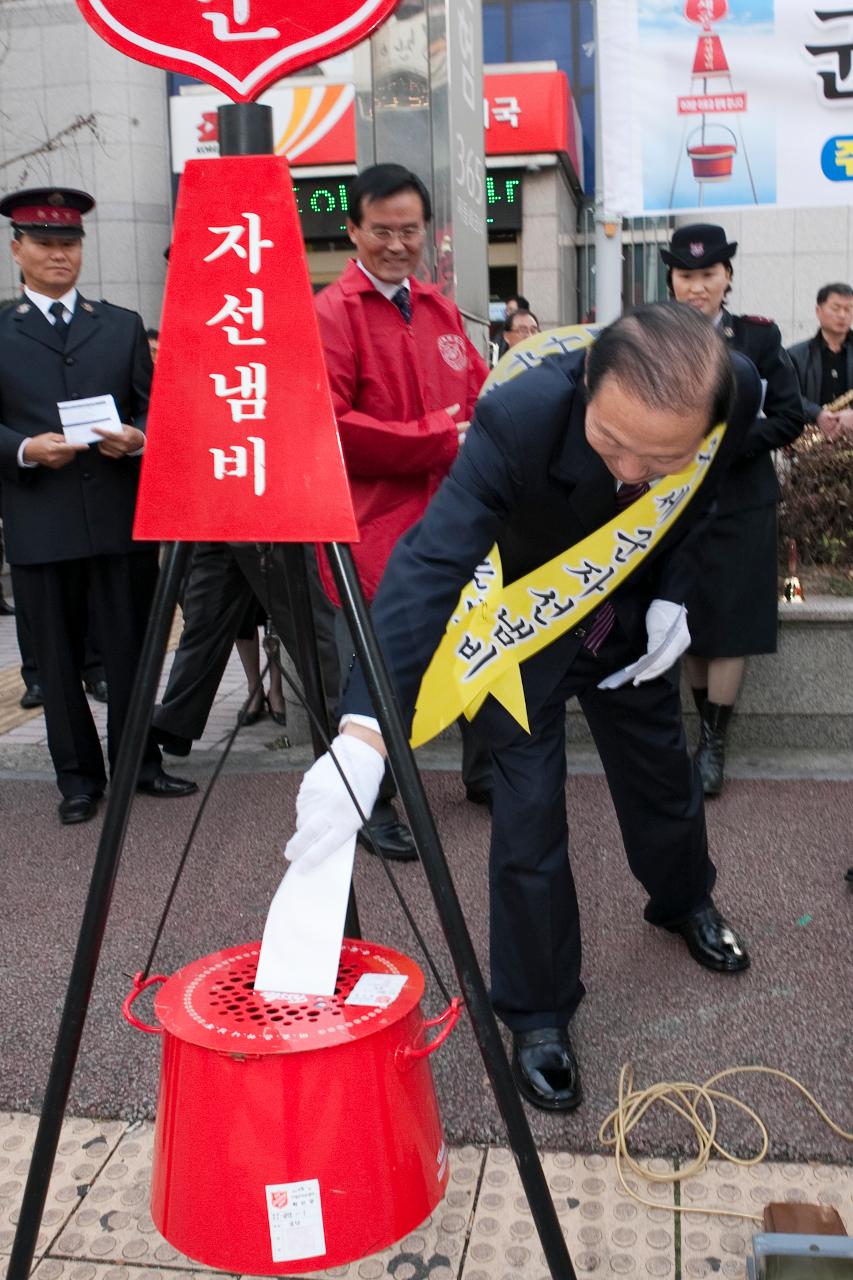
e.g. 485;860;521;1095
74;1;399;100
133;155;358;542
598;0;853;215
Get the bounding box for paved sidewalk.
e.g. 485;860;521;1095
2;596;852;1279
2;1112;852;1280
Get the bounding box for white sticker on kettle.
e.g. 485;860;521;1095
345;973;407;1007
266;1179;326;1263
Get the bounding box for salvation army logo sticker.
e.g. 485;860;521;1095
74;0;399;102
438;334;467;372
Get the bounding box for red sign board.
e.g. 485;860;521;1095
133;155;357;542
74;1;398;101
171;71;580;177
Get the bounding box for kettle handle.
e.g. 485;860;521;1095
122;971;167;1034
397;997;463;1067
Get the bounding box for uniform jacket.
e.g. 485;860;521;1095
716;310;804;515
343;348;761;741
314;259;488;604
787;330;853;422
0;294;152;566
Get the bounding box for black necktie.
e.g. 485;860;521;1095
583;481;651;655
391;286;411;324
49;300;69;345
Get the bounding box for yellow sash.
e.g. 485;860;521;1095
409;385;727;748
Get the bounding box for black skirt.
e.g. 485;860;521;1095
686;503;779;657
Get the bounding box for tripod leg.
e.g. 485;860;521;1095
6;541;192;1280
325;543;577;1280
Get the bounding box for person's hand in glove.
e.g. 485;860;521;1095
284;731;386;871
597;599;690;690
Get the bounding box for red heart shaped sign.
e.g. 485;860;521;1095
75;1;397;101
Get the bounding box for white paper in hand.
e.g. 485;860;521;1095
254;836;356;998
57;394;122;446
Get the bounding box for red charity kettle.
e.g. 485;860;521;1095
123;938;462;1274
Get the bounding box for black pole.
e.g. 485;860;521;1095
326;543;577;1280
7;541;191;1280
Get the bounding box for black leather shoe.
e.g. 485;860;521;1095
19;684;44;709
59;794;99;825
845;867;853;885
84;678;109;703
137;769;198;798
465;785;493;811
357;816;418;861
0;596;15;616
668;902;750;973
511;1028;582;1111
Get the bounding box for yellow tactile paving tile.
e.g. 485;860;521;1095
0;1113;126;1270
678;1158;853;1279
49;1124;206;1272
461;1149;677;1279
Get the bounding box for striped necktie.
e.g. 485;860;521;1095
391;286;411;323
583;481;650;656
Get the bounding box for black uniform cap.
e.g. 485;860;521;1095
0;187;95;237
660;223;737;270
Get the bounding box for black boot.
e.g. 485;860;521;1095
695;702;733;797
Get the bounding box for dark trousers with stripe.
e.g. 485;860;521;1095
11;551;162;798
487;630;714;1032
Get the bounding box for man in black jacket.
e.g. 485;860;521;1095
284;304;761;1112
0;187;196;824
787;283;853;440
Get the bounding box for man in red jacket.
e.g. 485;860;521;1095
315;163;492;859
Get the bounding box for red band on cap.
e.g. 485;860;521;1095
12;206;82;226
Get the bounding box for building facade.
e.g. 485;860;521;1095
2;0;852;343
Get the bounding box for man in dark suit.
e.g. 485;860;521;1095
787;282;853;441
0;187;196;824
284;304;760;1112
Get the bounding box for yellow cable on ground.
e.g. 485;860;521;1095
598;1064;853;1223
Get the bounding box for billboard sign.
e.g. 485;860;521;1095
598;0;853;214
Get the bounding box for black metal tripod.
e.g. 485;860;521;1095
7;104;577;1280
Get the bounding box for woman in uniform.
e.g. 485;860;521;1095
661;224;804;795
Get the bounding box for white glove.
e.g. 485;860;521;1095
597;599;690;690
283;734;385;871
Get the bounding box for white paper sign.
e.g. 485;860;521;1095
254;838;356;998
345;973;408;1008
57;395;122;446
265;1179;325;1263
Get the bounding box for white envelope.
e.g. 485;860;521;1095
254;837;356;998
57;394;122;446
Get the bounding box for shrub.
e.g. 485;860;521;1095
778;427;853;570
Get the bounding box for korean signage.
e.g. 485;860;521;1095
291;172;522;240
168;70;580;177
134;156;357;541
75;0;398;100
597;0;853;214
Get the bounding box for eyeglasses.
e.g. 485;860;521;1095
362;224;426;244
